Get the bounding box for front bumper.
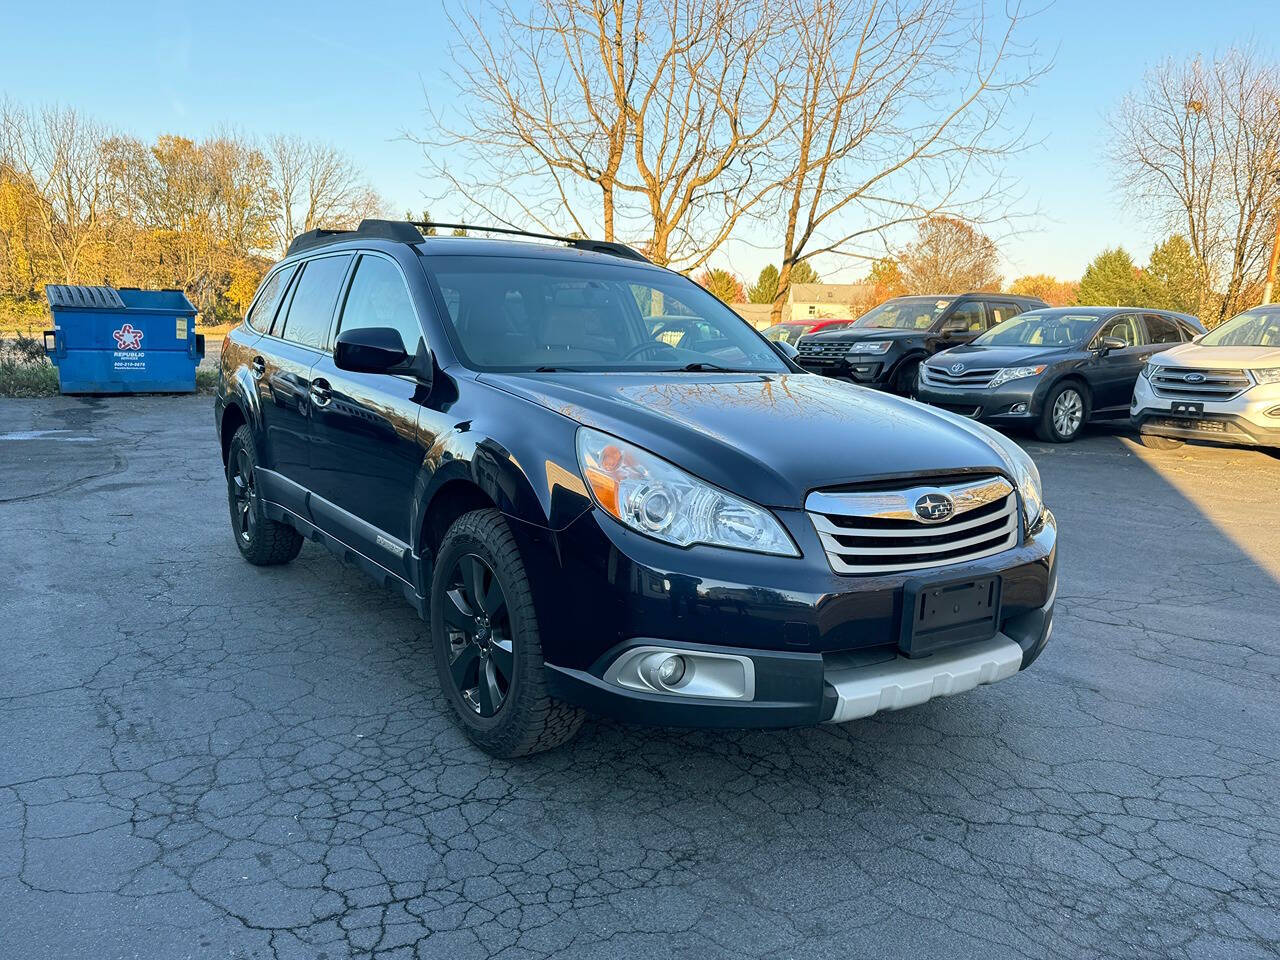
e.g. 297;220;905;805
1132;377;1280;447
531;503;1057;730
915;375;1045;423
796;350;905;387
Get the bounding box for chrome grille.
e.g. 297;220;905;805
920;364;1001;389
1149;366;1250;401
806;476;1019;575
796;339;854;365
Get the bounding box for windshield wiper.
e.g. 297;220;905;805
670;361;757;373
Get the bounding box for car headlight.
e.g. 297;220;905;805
988;365;1046;388
1139;362;1160;380
846;341;892;355
979;428;1044;533
1250;368;1280;385
575;427;798;556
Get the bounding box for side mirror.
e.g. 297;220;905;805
1096;335;1126;355
334;327;411;374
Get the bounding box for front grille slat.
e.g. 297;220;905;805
1150;366;1250;402
920;365;1001;389
806;477;1020;576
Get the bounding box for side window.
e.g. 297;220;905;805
278;254;353;350
1142;313;1184;344
988;301;1022;326
337;255;424;352
245;264;296;332
1099;314;1141;347
947;301;986;333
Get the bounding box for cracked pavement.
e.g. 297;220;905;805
1;395;1277;960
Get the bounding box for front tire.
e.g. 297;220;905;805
226;425;303;565
430;508;584;757
1036;382;1089;443
1139;432;1184;449
892;358;920;398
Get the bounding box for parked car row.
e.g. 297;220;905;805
794;295;1279;450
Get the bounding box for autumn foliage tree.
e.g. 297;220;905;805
696;268;745;304
1008;274;1078;306
897;217;1002;293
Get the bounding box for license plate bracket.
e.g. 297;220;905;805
1172;401;1204;416
899;575;1002;658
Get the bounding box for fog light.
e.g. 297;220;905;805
657;655;686;685
1010;402;1028;414
1266;405;1280;419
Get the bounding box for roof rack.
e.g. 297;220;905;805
410;222;650;263
286;218;651;263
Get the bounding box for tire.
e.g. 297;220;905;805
1139;432;1184;450
430;508;584;757
225;424;303;565
892;358;921;398
1035;381;1089;443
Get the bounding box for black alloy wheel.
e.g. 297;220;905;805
230;445;257;545
441;553;514;717
225;424;303;565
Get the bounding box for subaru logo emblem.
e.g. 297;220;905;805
914;492;955;523
1183;372;1206;383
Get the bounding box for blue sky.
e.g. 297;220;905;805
2;0;1272;284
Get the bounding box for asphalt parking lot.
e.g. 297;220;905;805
1;395;1278;960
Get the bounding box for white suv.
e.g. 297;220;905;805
1133;304;1280;449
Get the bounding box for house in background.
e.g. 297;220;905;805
731;283;872;329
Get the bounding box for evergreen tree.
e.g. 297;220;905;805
747;265;780;303
1140;235;1203;314
789;260;820;285
1076;247;1141;306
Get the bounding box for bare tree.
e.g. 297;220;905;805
0;101;114;283
764;0;1041;321
267;135;384;253
1109;48;1280;324
423;0;789;269
897;215;1001;292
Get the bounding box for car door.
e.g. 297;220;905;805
307;252;428;578
254;253;353;513
933;300;986;351
1086;312;1147;414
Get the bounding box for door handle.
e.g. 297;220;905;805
309;378;332;407
251;356;266;378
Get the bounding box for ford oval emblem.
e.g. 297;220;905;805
1183;372;1206;383
950;362;964;373
914;492;955;523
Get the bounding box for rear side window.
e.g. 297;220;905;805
278;254;352;349
988;301;1022;325
947;301;986;332
1143;313;1184;344
245;264;296;332
337;256;424;352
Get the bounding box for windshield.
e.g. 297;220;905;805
1200;307;1280;348
973;310;1098;347
762;323;810;344
855;297;954;330
427;256;788;373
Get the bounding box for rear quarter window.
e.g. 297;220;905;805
245;264;297;333
277;254;353;350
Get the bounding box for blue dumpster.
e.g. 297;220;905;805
43;285;205;393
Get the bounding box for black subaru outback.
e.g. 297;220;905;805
215;220;1057;757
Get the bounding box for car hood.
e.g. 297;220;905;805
479;372;1012;508
927;344;1074;368
803;327;921;342
1155;342;1280;368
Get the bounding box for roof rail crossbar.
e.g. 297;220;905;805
410;222;649;263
